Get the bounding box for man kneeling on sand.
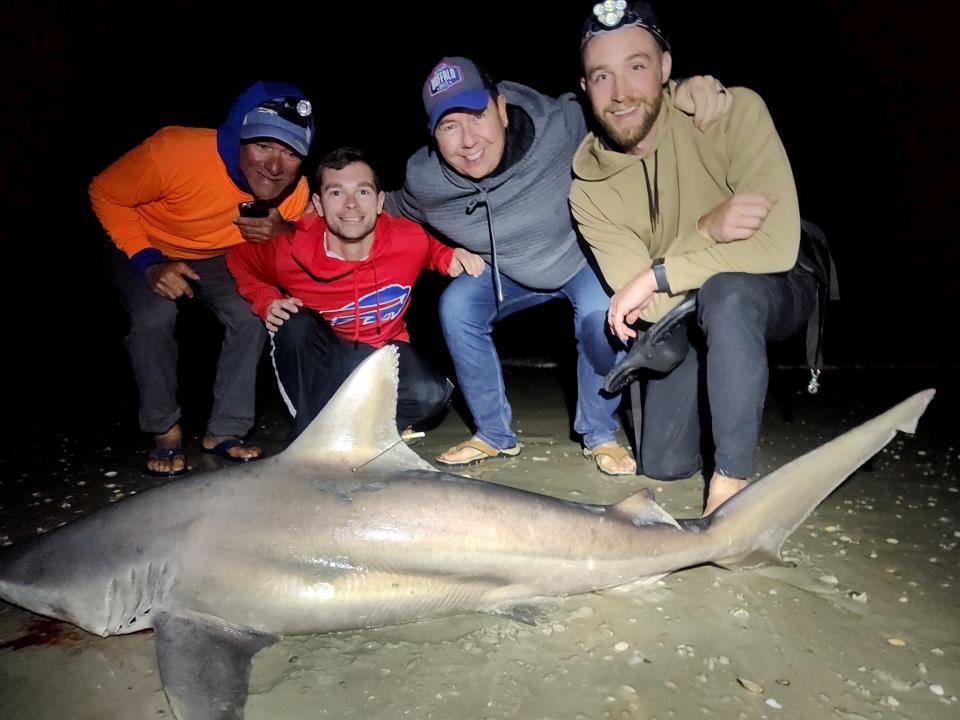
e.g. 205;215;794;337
228;146;484;437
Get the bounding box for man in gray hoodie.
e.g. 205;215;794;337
385;56;727;473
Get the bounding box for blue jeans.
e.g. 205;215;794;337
439;264;621;450
640;268;817;481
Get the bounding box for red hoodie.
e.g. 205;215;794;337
227;212;455;346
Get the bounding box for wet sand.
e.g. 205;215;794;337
0;366;957;719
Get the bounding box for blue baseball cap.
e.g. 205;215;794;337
422;57;492;135
239;96;314;156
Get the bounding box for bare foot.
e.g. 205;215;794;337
147;424;186;475
202;434;262;461
703;473;748;516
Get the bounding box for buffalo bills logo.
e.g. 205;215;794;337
323;284;411;327
428;64;463;96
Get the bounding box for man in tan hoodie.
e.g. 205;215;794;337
570;2;818;514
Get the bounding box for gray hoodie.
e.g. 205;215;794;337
385;81;589;291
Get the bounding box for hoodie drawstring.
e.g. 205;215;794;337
466;188;503;304
351;270;360;346
640;150;660;233
371;260;382;339
347;260;382;348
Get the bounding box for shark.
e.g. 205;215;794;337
0;347;935;719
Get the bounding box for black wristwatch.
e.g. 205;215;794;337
651;259;670;292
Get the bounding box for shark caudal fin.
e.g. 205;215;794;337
706;389;935;570
280;346;435;472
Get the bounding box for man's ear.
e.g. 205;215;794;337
580;77;587;93
311;192;324;218
496;94;509;127
376;190;385;215
661;51;673;86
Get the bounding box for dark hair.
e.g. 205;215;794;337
314;146;381;192
475;61;501;101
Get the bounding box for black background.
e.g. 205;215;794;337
1;0;956;436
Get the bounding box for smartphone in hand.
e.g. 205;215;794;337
238;200;270;218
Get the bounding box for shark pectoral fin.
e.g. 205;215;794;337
712;548;783;572
610;488;681;530
152;611;275;720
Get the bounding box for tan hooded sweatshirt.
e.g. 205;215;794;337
570;86;800;322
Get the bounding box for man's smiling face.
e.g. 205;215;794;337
239;139;302;200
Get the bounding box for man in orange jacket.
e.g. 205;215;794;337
90;81;314;477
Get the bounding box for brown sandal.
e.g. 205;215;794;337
436;437;520;466
583;442;636;476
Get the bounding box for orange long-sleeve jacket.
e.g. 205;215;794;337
89;126;309;261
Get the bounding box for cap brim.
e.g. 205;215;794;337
428;89;491;135
239;123;309;156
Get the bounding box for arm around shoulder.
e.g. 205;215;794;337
665;88;801;291
225;241;284;321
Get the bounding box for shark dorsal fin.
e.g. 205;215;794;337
280;346;433;471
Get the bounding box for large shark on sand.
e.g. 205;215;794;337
0;347;935;719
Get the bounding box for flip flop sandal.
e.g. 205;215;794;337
144;445;189;478
435;437;520;467
202;437;265;463
583;442;637;476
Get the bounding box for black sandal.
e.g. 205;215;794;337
202;437;265;463
144;445;188;478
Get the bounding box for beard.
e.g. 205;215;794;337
599;92;664;152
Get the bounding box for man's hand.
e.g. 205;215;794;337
145;261;201;300
265;297;303;332
234;208;293;244
698;193;778;243
608;269;658;343
674;75;733;131
448;247;485;278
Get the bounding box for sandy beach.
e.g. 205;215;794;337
0;364;956;719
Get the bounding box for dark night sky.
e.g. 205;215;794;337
0;0;956;431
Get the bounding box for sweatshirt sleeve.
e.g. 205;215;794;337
570;181;654;291
89;135;166;259
570;182;683;320
226;240;284;321
424;230;456;275
662;89;801;293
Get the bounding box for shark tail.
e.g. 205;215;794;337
704;389;935;570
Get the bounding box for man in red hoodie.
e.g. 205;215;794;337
228;147;484;436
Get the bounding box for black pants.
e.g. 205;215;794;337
103;243;265;436
640;267;817;481
270;309;453;437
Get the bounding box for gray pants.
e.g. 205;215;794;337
639;268;817;481
105;245;265;436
